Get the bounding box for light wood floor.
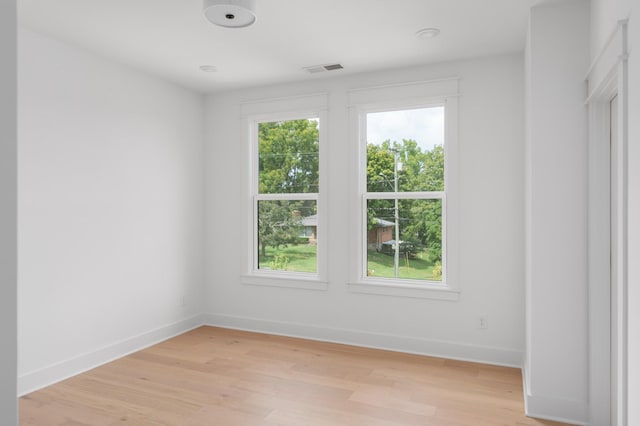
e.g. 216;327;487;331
20;326;569;425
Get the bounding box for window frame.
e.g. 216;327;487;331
242;109;328;290
348;95;459;300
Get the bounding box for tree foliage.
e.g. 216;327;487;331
257;119;319;259
257;200;303;258
255;117;445;267
259;119;319;194
366;139;444;264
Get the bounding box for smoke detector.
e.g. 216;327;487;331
203;0;256;28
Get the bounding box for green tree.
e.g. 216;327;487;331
400;141;444;264
397;140;444;192
257;200;303;258
259;119;319;194
366;141;395;192
404;199;442;263
366;142;395;229
366;139;444;264
257;119;319;258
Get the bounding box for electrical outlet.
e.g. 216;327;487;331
478;314;488;329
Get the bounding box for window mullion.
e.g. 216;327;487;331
365;191;444;200
256;193;318;201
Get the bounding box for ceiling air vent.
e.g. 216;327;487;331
303;63;344;74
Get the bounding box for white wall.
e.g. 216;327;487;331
17;29;205;395
591;0;633;59
590;0;638;424
204;54;525;366
0;1;18;424
524;1;590;424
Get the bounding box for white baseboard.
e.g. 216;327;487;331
522;367;589;425
17;314;204;396
202;313;523;368
18;312;524;397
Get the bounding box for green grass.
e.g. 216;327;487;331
258;244;440;281
367;250;440;281
258;244;317;273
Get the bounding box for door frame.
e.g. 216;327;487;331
586;20;628;426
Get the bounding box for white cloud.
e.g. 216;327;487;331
366;106;444;151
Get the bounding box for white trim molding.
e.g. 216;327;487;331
522;368;589;425
241;273;328;291
240;92;328;118
347;78;459;107
585;19;629;426
586;20;629;103
347;280;459;300
347;80;460;299
242;94;329;288
203;313;523;368
17;315;204;396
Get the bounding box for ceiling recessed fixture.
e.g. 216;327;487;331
199;65;218;72
416;28;441;39
203;0;256;28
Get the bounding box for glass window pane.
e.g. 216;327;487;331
366;107;444;192
258;118;319;194
257;200;317;272
366;198;442;281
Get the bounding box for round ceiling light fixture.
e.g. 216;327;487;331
415;28;441;39
203;0;256;28
199;65;218;72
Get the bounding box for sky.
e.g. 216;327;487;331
366;106;444;152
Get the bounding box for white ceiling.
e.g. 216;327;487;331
19;0;552;94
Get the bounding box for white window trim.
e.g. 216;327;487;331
242;107;328;290
347;88;460;301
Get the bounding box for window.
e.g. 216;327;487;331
348;82;460;300
363;105;446;284
251;116;321;278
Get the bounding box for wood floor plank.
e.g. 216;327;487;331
20;326;571;425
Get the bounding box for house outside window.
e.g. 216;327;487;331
300;214;318;244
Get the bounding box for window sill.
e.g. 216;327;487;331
347;280;459;300
241;273;328;291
